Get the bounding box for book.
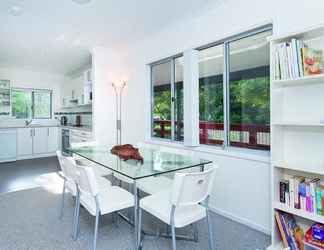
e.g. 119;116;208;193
297;40;305;77
280;212;295;250
280;180;289;203
316;187;322;215
311;178;320;215
302;47;324;76
275;211;289;248
295;176;305;209
306;182;312;212
299;182;306;211
289;176;295;208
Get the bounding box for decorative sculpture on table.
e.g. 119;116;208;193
111;144;143;164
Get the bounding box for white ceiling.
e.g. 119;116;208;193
0;0;217;76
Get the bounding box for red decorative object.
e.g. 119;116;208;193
111;144;143;163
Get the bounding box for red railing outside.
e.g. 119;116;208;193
153;120;270;150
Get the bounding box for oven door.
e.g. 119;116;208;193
62;129;71;156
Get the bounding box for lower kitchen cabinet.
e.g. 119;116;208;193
33;127;48;154
0;129;17;162
17;128;33;157
48;127;59;153
17;127;59;159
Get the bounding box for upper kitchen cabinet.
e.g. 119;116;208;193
61;68;92;108
0;80;11;118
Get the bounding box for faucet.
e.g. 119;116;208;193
25;119;33;126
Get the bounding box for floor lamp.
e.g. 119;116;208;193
112;81;126;145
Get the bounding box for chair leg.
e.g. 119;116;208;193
73;191;80;240
93;210;100;250
193;223;199;242
59;179;66;219
171;224;177;250
206;209;215;250
137;208;142;249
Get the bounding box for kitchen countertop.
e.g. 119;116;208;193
0;124;92;132
60;125;92;132
0;125;59;129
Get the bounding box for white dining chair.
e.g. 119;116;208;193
56;151;112;221
138;167;216;250
75;166;135;250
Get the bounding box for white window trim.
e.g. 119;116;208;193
148;24;273;153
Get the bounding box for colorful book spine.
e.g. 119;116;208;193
316;187;322;215
306;182;312;212
289;177;295;208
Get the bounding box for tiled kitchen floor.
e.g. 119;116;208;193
0;156;59;193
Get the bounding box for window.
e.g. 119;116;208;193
12;89;32;119
12;88;52;119
229;31;271;150
150;25;272;151
199;44;224;146
33;90;52;119
151;56;183;141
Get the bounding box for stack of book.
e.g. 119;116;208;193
304;224;324;249
275;211;304;250
273;38;324;80
279;176;324;215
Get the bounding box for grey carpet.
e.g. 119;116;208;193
0;175;270;250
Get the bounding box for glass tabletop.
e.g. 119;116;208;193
70;145;212;180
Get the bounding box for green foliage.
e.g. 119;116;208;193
230;76;270;125
12;90;32;119
153;76;270;125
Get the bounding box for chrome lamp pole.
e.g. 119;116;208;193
112;81;126;145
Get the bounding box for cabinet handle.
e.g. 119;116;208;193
30;129;33;137
48;128;49;136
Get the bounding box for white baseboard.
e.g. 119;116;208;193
209;206;271;235
17;152;56;161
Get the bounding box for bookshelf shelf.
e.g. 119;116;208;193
274;201;324;224
273;74;324;87
274;164;324;176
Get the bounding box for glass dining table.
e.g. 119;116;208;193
70;145;212;249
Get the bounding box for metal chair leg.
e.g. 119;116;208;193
193;223;199;242
137;208;142;249
93;210;100;250
73;190;80;240
206;209;215;250
171;224;177;250
59;179;66;219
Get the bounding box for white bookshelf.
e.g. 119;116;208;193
270;25;324;249
273;74;324;87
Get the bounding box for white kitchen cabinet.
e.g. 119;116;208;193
17;128;33;157
33;127;48;154
47;127;58;153
0;129;17;162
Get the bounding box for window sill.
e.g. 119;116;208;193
146;139;270;163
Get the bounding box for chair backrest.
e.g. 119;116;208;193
77;166;99;197
171;167;216;207
56;150;79;182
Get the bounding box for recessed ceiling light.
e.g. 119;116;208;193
8;6;22;16
72;0;91;4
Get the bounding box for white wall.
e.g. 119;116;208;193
92;0;324;235
0;67;64;112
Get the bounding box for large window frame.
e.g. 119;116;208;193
150;54;183;142
11;88;53;120
149;24;272;151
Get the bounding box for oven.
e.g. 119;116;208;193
61;129;70;155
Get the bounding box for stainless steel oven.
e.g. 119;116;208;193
62;129;70;155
